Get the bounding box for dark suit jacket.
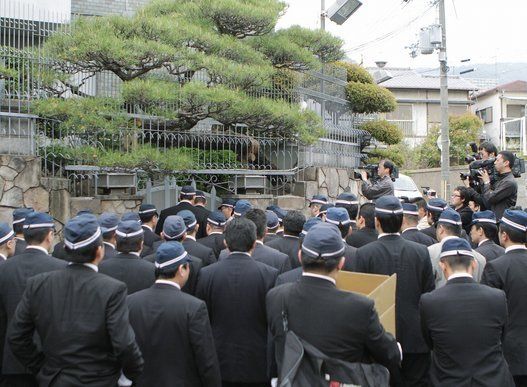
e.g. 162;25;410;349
141;225;160;248
183;237;216;267
52;241;68;261
198;233;224;259
343;244;357;271
456;205;474;236
266;235;301;269
127;283;221;387
275;267;302;286
193;205;211;239
219;242;291;274
99;253;155;295
196;253;278;383
354;235;435;354
345;228;378;248
155;201;196;235
420;225;438;242
401;227;436;247
13;237;26;256
0;247;66;375
8;264;143;386
476;240;505;262
420;277;513;387
481;248;527;376
267;276;401;377
103;242;118;260
263;233;280;244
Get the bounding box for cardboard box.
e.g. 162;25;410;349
336;271;397;337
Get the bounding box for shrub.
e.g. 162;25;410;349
346;82;396;114
359;119;403;145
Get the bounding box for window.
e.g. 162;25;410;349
386;104;413;121
506;104;525;118
476;107;493;124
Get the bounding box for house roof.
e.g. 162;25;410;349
474;80;527;99
378;73;477;91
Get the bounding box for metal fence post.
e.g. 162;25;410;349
210;186;217;210
164;176;170;210
146;178;152;204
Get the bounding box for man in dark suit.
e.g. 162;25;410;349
325;207;357;271
99;220;155;294
308;194;328;218
335;192;359;231
267;222;401;381
11;208;33;256
266;206;287;239
196;217;278;387
8;215;144;386
219;198;236;221
0;223;16;262
345;203;378;248
420;198;448;242
401;203;436;247
354;196;435;387
420;238;513;387
266;210;305;269
193;190;211;239
98;212;119;260
138;204;161;248
470;210;504;262
0;212;66;386
127;241;221;387
263;210;281;244
197;211;226;259
155;185;199;235
178;210;216;267
481;209;527;386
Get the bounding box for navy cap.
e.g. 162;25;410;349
64;215;101;251
12;208;34;225
471;210;497;225
301;217;323;236
178;210;197;231
318;203;335;216
181;185;196;197
309;194;328;206
155;241;191;271
195;190;206;199
402;203;419;216
276;209;288;223
23;212;55;230
326;207;351;226
207;211;227;227
98;213;120;233
121;212;141;223
116;220;144;239
266;210;280;229
500;209;527;232
302;223;345;259
219;198;236;209
138;204;157;216
427;198;448;213
440;237;474;259
375;196;403;216
335;193;358;206
233;200;252;217
76;208;94;216
0;223;14;245
163;215;187;240
438;208;462;226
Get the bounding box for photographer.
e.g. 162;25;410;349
462;141;498;210
479;150;518;220
360;159;395;200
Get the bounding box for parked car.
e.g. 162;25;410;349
394;173;423;201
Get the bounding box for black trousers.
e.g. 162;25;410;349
514;375;527;387
1;374;38;387
400;352;431;387
222;382;271;387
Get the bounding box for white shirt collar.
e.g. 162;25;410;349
129;251;141;257
209;231;223;235
302;272;336;285
142;224;153;232
230;251;252;257
505;245;527;253
378;233;400;239
68;262;98;272
0;253;6;261
256;240;264;245
155;279;181;289
478;238;490;247
15;236;24;241
401;227;418;234
186;235;196;241
440;235;459;244
180;200;193;205
447;272;473;281
283;235;299;239
26;245;49;255
103;241;115;249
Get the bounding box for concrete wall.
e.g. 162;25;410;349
71;0;150;16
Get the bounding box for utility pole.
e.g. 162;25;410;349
438;0;450;199
320;0;326;122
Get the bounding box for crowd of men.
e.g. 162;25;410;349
0;145;523;387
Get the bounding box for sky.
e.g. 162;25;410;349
276;0;526;69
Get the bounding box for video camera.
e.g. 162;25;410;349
460;153;525;189
353;163;399;181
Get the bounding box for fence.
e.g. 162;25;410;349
501;117;525;154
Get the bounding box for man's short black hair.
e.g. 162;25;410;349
498;151;515;168
403;213;419;225
440;254;473;271
283;211;305;236
359;203;376;230
23;228;52;245
155;263;189;280
500;223;527;244
244;209;267;239
116;235;143;253
479;141;498;156
381;159;395;175
65;236;103;264
13;223;23;235
139;213;157;224
179;193;195;201
301;252;341;273
413;197;427;211
336;223;351;239
437;222;461;237
194;196;206;205
102;230;116;241
454;186;471;206
224;217;256;252
474;223;498;242
377;214;403;233
428;211;442;224
336;204;358;221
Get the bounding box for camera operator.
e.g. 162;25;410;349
360;159;395;200
479;150;518;220
462;141;498;210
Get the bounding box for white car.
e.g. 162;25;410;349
394;173;423;201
